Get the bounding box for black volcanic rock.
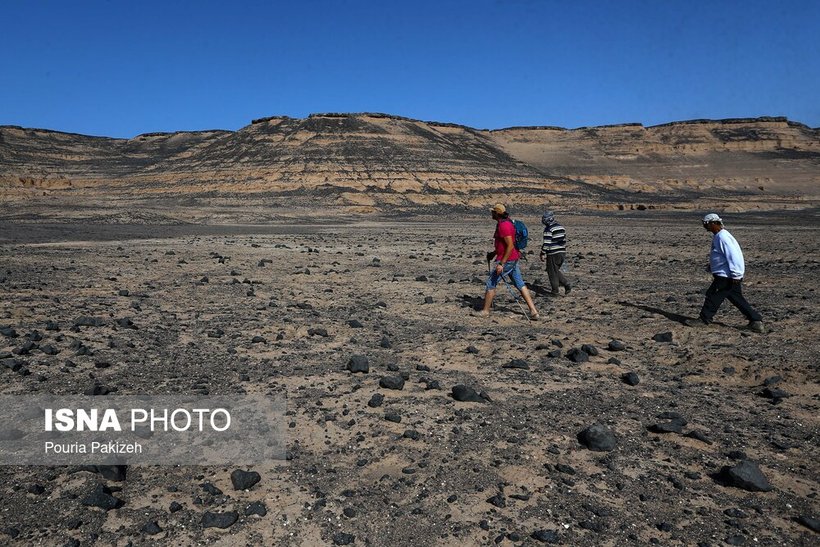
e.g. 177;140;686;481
607;340;626;351
74;316;105;327
566;347;589;363
451;385;485;402
621;372;640;386
346;355;369;373
82;484;123;511
379;376;404;390
795;516;820;533
531;529;559;543
231;469;261;490
652;331;673;343
201;511;238;529
726;460;773;492
577;424;616;451
141;521;162;535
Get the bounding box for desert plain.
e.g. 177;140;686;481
0;114;818;546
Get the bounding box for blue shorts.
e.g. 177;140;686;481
486;260;525;290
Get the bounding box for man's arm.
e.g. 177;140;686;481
720;238;745;280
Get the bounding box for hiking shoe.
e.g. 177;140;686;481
530;313;541;322
684;318;709;328
471;310;490;318
564;285;572;295
748;321;765;333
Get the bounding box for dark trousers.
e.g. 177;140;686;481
545;252;570;293
699;276;762;323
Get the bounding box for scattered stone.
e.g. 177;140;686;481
648;420;685;434
245;501;267;517
379;376;405;390
332;532;356;545
726;460;774;492
577;424;616;452
403;429;421;440
384;411;402;423
424;296;434;304
379;336;392;348
201;511;238;529
309;327;329;337
40;344;60;355
367;393;384;408
231;469;261;490
762;375;782;386
794;516;820;533
348;320;364;328
607;340;626;351
652;332;673;343
621;372;640;386
466;345;479;354
684;430;714;445
503;359;530;370
451;385;485;403
169;501;183;513
581;344;599;356
760;387;790;401
346;355;369;373
74;316;105;327
415;275;428;282
115;317;137;329
251;335;266;343
200;482;222;496
486;492;506;508
565;347;589;363
531;529;559;543
81;483;124;511
1;527;20;539
141;521;162;535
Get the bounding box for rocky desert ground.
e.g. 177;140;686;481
1;209;818;546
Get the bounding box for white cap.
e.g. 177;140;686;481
702;213;722;223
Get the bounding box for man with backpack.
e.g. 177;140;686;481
473;204;540;320
539;211;572;295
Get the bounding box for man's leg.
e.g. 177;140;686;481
481;288;497;313
545;255;560;294
510;264;539;317
726;282;763;322
519;286;539;316
699;276;730;323
552;252;571;292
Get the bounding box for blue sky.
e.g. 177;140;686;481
2;0;818;138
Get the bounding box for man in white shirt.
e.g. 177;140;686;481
686;213;764;333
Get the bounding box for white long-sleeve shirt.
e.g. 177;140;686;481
710;229;745;279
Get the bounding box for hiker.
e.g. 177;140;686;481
539;211;572;295
685;213;764;333
474;204;540;320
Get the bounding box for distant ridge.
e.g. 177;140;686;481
1;113;817;220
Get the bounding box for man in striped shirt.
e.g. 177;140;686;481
539;211;572;295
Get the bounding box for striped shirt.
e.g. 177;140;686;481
542;222;567;254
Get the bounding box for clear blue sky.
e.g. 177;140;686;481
2;0;818;138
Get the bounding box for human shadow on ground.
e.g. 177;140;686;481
458;294;521;315
617;301;693;324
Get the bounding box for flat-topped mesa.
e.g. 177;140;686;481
251;115;292;125
2;113;817;211
306;112;475;131
131;129;231;139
